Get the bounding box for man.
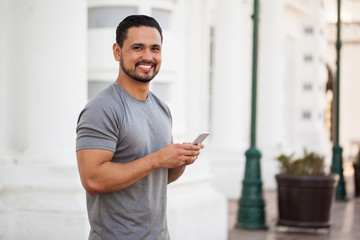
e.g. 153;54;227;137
76;15;203;240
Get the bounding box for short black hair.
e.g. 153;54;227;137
116;15;163;48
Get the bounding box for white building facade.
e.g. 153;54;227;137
1;0;359;239
0;0;89;239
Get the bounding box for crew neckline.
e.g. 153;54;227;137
114;81;150;103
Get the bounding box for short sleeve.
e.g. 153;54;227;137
76;100;120;152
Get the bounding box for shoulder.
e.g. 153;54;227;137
76;84;123;151
78;83;124;123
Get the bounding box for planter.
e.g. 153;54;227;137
276;174;339;228
354;163;360;197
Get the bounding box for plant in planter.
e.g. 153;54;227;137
353;149;360;197
275;150;339;229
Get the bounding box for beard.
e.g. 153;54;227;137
120;55;159;83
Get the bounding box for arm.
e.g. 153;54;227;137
168;166;187;184
77;143;201;194
167;143;204;184
77;149;156;195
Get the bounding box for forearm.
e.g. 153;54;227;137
78;151;159;194
168;165;186;184
96;161;155;192
78;143;201;194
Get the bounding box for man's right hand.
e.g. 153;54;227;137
152;143;202;169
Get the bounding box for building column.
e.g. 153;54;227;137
166;1;227;239
295;1;331;159
0;0;9;160
257;0;287;189
208;0;250;199
0;0;10;234
0;0;88;239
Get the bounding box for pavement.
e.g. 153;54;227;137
227;175;360;240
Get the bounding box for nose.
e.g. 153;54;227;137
142;49;153;61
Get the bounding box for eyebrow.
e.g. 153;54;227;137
131;43;161;48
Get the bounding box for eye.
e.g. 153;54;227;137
133;46;142;51
152;47;161;52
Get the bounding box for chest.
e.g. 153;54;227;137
113;99;172;161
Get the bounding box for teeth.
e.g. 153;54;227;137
139;65;152;69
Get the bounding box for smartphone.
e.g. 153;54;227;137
192;133;210;145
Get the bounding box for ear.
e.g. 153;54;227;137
113;43;121;61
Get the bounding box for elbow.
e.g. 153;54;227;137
167;167;185;184
81;177;102;195
167;175;178;184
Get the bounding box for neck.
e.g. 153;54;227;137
116;74;150;100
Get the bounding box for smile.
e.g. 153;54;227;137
138;64;152;69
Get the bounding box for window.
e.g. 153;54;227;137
88;81;112;100
151;8;172;30
88;6;138;28
152;82;170;102
303;83;312;91
302;111;312;120
304;27;314;35
304;54;313;62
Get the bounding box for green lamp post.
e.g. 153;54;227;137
236;0;267;229
331;0;346;200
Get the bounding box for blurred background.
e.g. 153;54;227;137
0;0;359;239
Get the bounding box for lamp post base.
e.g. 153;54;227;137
236;147;267;229
331;145;347;200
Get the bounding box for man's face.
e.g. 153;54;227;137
119;26;162;83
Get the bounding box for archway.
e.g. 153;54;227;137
325;64;335;142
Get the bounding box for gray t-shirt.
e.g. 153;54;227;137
76;82;172;240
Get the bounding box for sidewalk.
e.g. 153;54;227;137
228;176;360;240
